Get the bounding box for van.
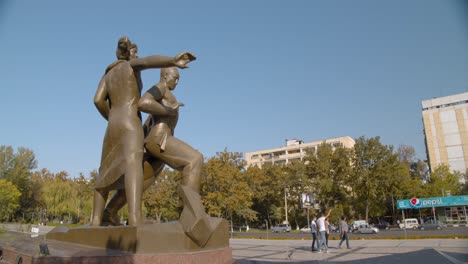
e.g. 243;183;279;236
399;218;419;229
351;220;367;231
271;224;291;233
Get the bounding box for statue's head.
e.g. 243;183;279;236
116;36;138;60
160;67;179;90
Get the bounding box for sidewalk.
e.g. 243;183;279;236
231;238;468;263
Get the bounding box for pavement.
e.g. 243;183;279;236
231;238;468;263
2;224;467;263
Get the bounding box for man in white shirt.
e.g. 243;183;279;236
317;209;332;253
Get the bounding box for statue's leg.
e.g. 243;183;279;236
102;189;125;226
91;189;108;226
145;136;213;246
125;151;144;226
103;157;164;225
145;136;203;192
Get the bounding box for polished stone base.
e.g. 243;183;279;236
46;218;229;253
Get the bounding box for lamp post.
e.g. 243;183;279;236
284;186;288;224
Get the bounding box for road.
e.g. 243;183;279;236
230;226;468;239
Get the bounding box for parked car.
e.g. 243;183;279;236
374;221;390;230
420;220;446;230
357;224;379;234
229;224;248;232
272;224;291;233
299;226;311;234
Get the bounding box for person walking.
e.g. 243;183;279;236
338;215;351;249
311;216;318;251
325;217;330;247
317;209;332;253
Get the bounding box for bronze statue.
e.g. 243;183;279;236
46;37;229;255
138;67;214;246
92;37;196;227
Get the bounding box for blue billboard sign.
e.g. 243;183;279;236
397;195;468;209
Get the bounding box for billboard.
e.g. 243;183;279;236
397;195;468;209
301;193;313;209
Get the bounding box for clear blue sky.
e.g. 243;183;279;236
1;0;467;178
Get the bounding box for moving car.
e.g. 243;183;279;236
420;220;446;230
357;224;379;234
399;218;420;230
329;223;339;232
374;221;390;230
272;224;291;233
351;220;367;232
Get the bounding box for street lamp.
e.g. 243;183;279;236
284;185;288;224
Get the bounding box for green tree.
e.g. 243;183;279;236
350;136;400;222
0;179;21;222
0;146;38;219
74;173;94;223
40;171;77;222
304;143;353;219
396;144;429;182
248;163;285;226
201;150;256;225
424;165;462;197
282;160;310;229
143;169;181;222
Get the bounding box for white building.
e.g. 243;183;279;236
245;136;355;167
422;92;468;181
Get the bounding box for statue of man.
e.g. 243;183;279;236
92;37;195;227
138;67;214;246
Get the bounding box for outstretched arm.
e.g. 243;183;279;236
129;52;196;71
138;85;179;116
325;209;332;218
94;77;110;120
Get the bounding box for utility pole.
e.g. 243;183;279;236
284;186;288;224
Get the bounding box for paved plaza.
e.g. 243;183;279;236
1;224;467;263
231;238;468;263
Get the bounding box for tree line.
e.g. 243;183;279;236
0;136;466;228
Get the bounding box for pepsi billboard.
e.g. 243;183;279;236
397;195;468;209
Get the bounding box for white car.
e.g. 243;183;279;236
351;220;367;231
271;224;291;233
399;218;420;230
299;226;311;234
357;224;379;234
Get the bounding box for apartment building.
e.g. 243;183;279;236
422;92;468;180
245;136;355;167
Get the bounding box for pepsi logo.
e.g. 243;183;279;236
410;198;421;207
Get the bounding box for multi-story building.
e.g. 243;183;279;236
245;136;355;167
422;92;468;181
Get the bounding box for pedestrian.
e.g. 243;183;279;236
338;215;351;249
311;216;318;251
325;217;330;247
317;209;332;253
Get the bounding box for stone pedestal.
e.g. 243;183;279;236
46;218;228;253
0;218;232;264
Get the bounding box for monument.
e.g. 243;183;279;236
40;37;231;263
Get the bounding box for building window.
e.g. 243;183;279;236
288;149;300;154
